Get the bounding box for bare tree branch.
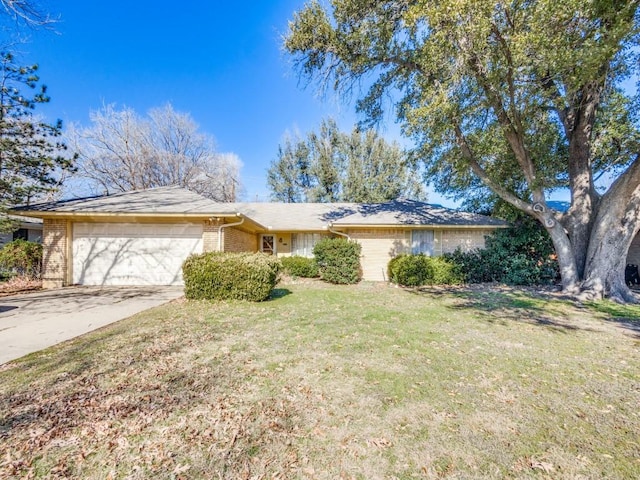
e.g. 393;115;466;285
67;104;241;201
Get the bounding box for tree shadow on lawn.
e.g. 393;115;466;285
408;285;640;338
584;300;640;337
269;288;292;300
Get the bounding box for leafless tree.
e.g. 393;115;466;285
0;0;56;28
67;104;241;201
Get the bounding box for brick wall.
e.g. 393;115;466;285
348;228;496;281
42;219;68;288
224;227;257;252
203;219;223;252
441;229;491;254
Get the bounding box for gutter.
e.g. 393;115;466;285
328;223;507;229
328;223;350;240
217;214;245;251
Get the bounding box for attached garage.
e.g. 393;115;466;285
72;222;203;286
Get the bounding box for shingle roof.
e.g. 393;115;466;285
219;200;504;230
225;202;359;231
12;187;505;230
13;186;239;216
329;199;507;227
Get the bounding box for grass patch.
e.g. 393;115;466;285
1;283;639;479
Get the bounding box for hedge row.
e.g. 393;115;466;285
182;252;281;301
389;221;559;287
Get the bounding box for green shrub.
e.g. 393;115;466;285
443;249;492;283
429;256;465;285
388;254;463;286
0;239;42;278
281;255;319;278
443;219;559;285
313;237;361;284
182;252;281;301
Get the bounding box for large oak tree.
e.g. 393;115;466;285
285;0;640;302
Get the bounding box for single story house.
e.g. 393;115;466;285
0;215;43;247
12;186;507;287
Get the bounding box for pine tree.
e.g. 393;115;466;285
0;52;74;231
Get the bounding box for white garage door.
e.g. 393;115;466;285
73;223;203;286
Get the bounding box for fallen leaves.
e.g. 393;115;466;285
1;283;640;479
366;437;393;450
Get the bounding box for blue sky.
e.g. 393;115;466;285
15;1;575;208
16;1;426;203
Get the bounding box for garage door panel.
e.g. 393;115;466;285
73;223;203;286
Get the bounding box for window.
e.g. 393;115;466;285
12;228;28;241
261;235;275;255
291;233;326;257
411;230;434;255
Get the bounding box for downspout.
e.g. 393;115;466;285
217;214;245;252
328;223;350;240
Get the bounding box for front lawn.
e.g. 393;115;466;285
1;282;639;479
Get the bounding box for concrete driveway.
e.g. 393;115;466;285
0;286;184;365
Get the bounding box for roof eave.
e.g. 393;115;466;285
329;223;508;229
228;213;268;232
9;210;241;219
10;209;270;232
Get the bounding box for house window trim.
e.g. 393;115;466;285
260;234;276;255
411;229;435;256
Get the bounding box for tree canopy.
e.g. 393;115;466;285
68;104;241;202
0;52;73;230
285;0;640;301
267;118;424;202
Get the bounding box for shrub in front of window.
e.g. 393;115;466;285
443;219;558;285
281;255;319;278
388;254;463;286
0;239;43;278
313;237;362;284
182;252;281;301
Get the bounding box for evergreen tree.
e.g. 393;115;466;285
267;118;424;202
0;52;73;231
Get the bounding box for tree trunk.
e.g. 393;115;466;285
544;219;581;293
580;173;640;302
581;228;639;303
564;114;599;279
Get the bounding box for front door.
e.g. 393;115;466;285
261;235;275;255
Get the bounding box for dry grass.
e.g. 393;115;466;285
1;281;639;479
